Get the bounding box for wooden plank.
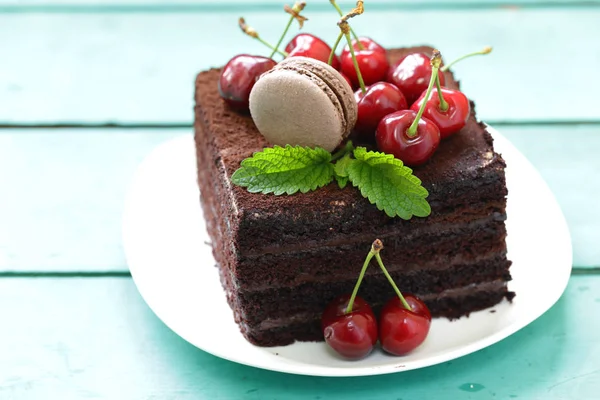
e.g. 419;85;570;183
0;125;597;272
0;7;598;124
0;275;598;399
502;124;600;269
0;129;183;272
4;1;599;9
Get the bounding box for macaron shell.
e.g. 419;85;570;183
279;57;358;138
249;65;347;152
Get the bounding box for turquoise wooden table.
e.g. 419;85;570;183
1;1;599;398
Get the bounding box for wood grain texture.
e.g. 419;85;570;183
4;0;599;8
0;275;598;399
0;7;597;124
0;125;596;272
0;129;183;272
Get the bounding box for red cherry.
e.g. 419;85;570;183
375;110;441;166
285;33;340;69
379;294;431;356
410;87;470;139
387;53;446;104
218;54;276;111
354;82;408;140
341;37;389;87
321;294;378;360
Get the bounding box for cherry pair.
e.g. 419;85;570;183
375;50;476;166
321;240;432;360
389;51;470;139
382;47;494;145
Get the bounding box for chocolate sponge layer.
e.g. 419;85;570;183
194;46;513;347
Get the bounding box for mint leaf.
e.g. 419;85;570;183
231;145;334;195
335;175;349;189
347;147;431;219
333;154;353;189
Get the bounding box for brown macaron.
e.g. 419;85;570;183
249;56;358;152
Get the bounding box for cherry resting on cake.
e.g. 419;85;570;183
354;82;408;140
218;55;277;110
341;37;389;87
372;239;432;356
409;46;492;138
376;51;443;166
321;241;379;360
286;33;341;70
387;52;446;104
411;86;470;138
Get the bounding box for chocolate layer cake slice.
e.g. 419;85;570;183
194;46;513;347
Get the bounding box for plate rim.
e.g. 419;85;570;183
123;125;573;377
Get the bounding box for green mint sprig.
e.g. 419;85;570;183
231;142;431;219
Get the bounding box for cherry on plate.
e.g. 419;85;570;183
379;294;431;356
321;294;378;360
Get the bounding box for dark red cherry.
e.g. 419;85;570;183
218;54;276;111
375;110;440;166
321;294;378;360
388;53;446;104
341;37;389;87
410;87;470;139
285;33;340;69
354;82;408;140
379;294;431;356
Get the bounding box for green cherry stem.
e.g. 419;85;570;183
269;16;294;58
329;0;363;49
346;239;379;314
328;31;344;66
435;73;449;112
406;50;442;137
441;46;492;72
239;17;289;58
269;2;307;59
342;26;366;94
373;249;412;311
335;2;367;93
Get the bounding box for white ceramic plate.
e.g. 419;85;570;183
123;127;572;377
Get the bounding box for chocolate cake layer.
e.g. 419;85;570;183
239;282;513;347
194;46;513;347
230;253;511;325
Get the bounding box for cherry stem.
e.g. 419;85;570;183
441;46;492;72
259;37;289;58
330;0;363;49
343;30;366;94
346;240;379;314
239;17;289;58
374;253;412;311
330;140;354;162
269;16;294;58
407;50;441;137
269;2;307;59
328;31;344;66
435;74;449;112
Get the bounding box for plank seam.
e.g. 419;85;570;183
2;120;600;130
1;2;600;14
0;268;597;278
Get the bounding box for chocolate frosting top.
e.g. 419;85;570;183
194;46;507;247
